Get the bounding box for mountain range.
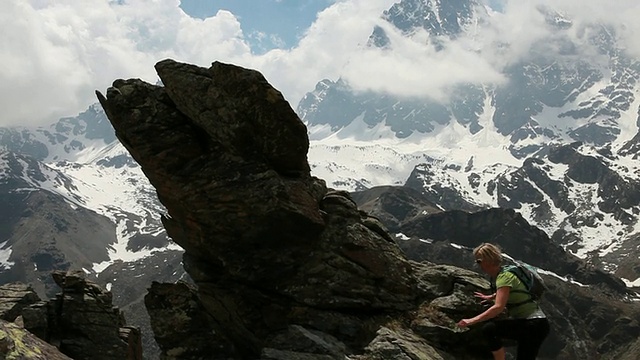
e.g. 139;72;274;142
299;0;640;287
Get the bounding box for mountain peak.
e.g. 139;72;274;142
368;0;483;49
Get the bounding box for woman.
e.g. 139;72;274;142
456;243;550;360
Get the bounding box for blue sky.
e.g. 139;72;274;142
179;0;334;52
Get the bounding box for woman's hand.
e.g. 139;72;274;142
473;291;494;305
458;289;508;328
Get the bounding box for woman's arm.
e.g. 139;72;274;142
458;286;509;327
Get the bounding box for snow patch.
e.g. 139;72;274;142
0;241;15;269
622;277;640;288
92;219;182;273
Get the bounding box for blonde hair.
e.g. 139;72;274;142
473;243;502;266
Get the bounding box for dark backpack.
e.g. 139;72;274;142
490;260;547;309
502;260;547;302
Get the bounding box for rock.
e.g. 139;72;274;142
18;270;142;360
351;186;442;233
0;271;142;359
144;281;234;359
97;59;481;359
352;326;455;360
49;270;142;359
0;319;72;359
0;283;40;321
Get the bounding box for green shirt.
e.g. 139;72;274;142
495;270;539;319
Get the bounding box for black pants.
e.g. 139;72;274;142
482;318;550;360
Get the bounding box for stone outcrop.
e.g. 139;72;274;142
0;319;72;360
0;271;141;360
96;59;490;359
0;283;41;322
97;59;640;359
144;281;232;358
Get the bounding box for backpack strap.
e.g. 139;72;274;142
508;270;536;308
496;266;536;308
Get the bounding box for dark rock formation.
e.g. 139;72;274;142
97;59;640;359
0;283;41;322
96;59;495;359
44;270;142;360
0;319;72;359
145;281;233;359
351;185;442;233
0;271;142;360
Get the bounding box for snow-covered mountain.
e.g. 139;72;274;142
0;105;185;357
299;0;640;286
0;105;181;297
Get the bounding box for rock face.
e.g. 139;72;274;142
44;270;142;360
97;59;640;359
144;281;232;358
0;271;142;360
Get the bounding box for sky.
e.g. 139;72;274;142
179;0;334;52
0;0;639;127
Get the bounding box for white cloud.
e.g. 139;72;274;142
246;0;397;105
0;0;638;127
0;0;394;127
538;0;640;57
337;0;640;101
0;0;250;127
340;26;507;101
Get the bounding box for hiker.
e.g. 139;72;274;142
457;243;550;360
